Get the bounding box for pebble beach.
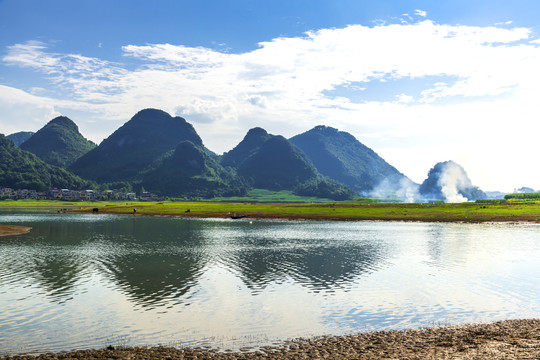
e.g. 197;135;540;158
2;319;539;359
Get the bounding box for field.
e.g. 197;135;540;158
2;198;540;223
206;188;339;202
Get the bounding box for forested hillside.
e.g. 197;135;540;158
0;134;91;191
20;116;95;168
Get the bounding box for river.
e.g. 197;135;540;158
0;211;539;354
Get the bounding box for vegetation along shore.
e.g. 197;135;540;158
2;198;538;223
82;200;540;223
2;319;539;359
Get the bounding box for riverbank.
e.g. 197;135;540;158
2;319;539;359
2;199;540;223
0;224;31;236
71;200;540;223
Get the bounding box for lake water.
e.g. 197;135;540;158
0;211;539;354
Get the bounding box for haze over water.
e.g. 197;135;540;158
1;211;539;354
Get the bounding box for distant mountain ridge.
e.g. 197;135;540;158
289;125;409;194
70;109;203;182
222;127;355;200
68;108;247;197
1;108;490;202
6;131;34;147
20;116;95;168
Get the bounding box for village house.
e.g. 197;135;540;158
0;187;13;198
140;191;161;201
1;186;144;201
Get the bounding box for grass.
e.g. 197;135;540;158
2;198;540;223
205;188;337;203
0;199;109;208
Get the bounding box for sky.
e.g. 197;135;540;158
1;0;540;192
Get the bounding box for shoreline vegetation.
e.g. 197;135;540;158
2;199;540;223
2;319;539;359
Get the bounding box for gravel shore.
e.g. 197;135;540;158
3;319;539;359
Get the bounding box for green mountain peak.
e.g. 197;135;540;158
220;128;354;199
221;127;272;168
69;108;204;182
19;115;96;168
290;125;408;194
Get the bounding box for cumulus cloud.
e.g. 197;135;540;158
2;18;540;190
0;85;60;133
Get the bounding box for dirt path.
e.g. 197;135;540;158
3;319;539;359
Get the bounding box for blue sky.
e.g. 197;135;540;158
2;0;540;191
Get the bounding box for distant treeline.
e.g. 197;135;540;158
504;193;540;200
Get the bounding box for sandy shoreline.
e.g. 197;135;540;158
2;319;539;359
0;224;31;236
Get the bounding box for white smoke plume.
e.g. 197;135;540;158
367;177;421;202
437;161;470;203
367;160;486;203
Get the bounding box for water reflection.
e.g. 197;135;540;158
0;217;96;303
100;251;207;308
199;221;389;293
0;212;539;354
30;255;86;303
0;215;213;307
85;217;212;308
1;216;393;308
227;243;386;293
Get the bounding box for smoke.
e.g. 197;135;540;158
367;176;422;202
367;160;486;203
437;161;470;203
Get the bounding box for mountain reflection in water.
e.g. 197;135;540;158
0;215;388;307
0;212;539;354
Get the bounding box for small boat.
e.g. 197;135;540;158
230;214;247;219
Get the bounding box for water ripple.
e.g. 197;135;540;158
1;213;539;354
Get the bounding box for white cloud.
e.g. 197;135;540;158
3;41;58;70
395;94;414;103
415;9;427;17
0;85;59;134
3;41;129;101
2;19;540;191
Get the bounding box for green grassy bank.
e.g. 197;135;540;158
2;198;540;223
